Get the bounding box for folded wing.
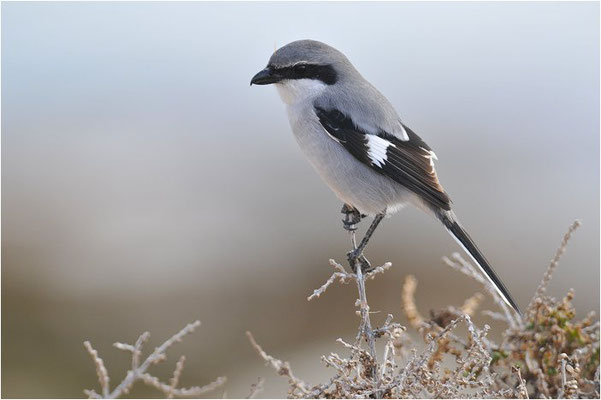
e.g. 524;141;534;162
315;106;451;211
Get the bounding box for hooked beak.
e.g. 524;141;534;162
250;67;282;86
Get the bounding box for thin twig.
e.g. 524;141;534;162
364;262;392;280
401;275;425;329
83;341;110;398
527;220;581;312
245;377;265;399
442;253;519;329
460;292;484;316
140;373;226;397
84;321;225;399
355;266;380;395
481;310;508;322
307;260;355;300
513;365;529;399
246;331;309;396
167;356;186;399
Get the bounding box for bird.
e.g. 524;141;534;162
250;39;520;314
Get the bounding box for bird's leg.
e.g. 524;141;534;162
347;213;385;273
341;203;362;233
356;213;385;254
341;204;371;272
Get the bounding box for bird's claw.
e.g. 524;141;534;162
341;204;362;232
347;250;373;273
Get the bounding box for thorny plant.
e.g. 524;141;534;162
83;321;226;398
248;220;600;398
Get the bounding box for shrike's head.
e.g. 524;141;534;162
251;40;354;105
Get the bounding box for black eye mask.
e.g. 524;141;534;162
270;63;338;85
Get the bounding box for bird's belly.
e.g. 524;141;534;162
287;107;412;216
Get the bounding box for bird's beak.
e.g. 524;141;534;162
250;67;282;86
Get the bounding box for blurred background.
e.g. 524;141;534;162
2;2;599;398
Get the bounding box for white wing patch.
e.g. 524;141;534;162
398;124;410;141
420;146;438;167
366;135;395;167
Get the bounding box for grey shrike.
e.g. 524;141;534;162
251;39;520;314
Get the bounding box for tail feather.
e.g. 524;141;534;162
438;210;521;315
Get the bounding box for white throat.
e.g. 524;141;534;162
276;79;328;106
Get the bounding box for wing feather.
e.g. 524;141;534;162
315;106;451;210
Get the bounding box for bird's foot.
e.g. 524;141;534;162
341;204;363;232
347;249;373;273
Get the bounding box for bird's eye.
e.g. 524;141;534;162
295;64;307;73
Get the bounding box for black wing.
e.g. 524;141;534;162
315;106;451;211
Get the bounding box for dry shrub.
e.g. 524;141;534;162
82;221;598;399
248;221;600;399
83;321;226;399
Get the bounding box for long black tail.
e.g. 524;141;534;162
437;210;521;315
